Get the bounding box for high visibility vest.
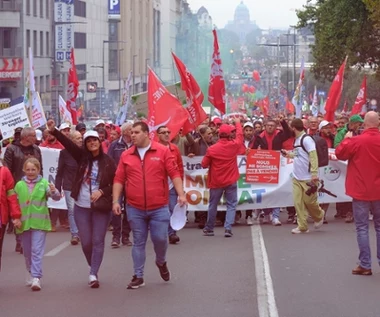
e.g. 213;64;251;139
15;178;51;233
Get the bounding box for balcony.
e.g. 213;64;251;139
0;1;21;28
0;47;22;57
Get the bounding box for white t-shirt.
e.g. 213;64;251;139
293;133;316;181
76;161;100;208
137;143;151;160
244;140;250;148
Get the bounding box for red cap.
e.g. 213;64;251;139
212;117;222;125
113;126;121;135
219;124;235;135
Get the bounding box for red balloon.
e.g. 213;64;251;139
249;86;256;93
253;70;260;82
242;84;249;93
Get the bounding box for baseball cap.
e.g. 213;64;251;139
212;117;222;125
83;130;100;142
95;119;105;126
318;120;331;131
75;123;86;132
113;126;121;134
243;122;254;129
59;123;71;131
35;129;43;141
219;124;235;135
349;114;364;123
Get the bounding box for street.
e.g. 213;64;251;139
1;205;380;317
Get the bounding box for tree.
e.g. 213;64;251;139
296;0;380;81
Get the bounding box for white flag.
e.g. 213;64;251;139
115;71;132;126
59;95;74;125
28;47;35;92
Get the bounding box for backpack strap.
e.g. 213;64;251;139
300;134;315;153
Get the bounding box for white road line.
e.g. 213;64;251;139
44;241;71;257
251;224;279;317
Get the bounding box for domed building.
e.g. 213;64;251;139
225;1;260;44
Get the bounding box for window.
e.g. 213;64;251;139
3;29;11;49
26;30;31;51
40;76;44;92
46;0;49;18
74;32;86;49
76;64;87;81
46;75;50;92
74;1;86;18
33;0;37;16
109;22;118;42
46;32;49;56
40;0;43;17
109;49;118;80
40;31;43;56
33;31;37;55
26;0;30;15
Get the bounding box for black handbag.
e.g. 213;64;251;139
89;181;112;212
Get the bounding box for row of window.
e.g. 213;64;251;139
26;29;49;57
25;0;86;18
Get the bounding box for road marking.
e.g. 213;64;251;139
45;241;71;257
251;224;279;317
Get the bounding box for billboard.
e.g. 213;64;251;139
108;0;121;20
54;0;74;61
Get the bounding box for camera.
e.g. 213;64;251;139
305;182;318;196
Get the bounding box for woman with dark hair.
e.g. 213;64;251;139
47;120;116;289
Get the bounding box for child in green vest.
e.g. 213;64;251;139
15;158;61;291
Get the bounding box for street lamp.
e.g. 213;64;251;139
132;55;137;94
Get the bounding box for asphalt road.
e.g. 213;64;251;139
1;205;379;317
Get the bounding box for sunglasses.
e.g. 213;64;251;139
158;131;171;135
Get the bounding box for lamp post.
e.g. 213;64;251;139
90;65;103;115
132;55;137;94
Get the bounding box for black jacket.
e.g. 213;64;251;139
107;137;130;165
252;120;292;151
3;140;42;182
51;129;116;201
55;149;78;192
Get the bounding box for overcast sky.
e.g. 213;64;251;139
186;0;309;30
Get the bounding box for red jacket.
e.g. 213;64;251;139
335;128;380;201
168;143;184;179
282;136;295;150
0;165;21;226
40;140;64;149
201;124;243;188
114;141;181;210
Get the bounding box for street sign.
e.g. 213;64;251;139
54;0;74;61
108;0;121;20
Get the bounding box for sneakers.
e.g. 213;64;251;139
156;262;170;281
31;278;41;291
111;239;120;249
203;229;214;236
263;214;271;224
89;275;99;288
314;211;325;229
169;234;180;244
70;236;80;245
246;216;253;226
25;274;33;287
234;214;241;224
15;242;23;254
272;218;282;226
352;265;372;276
224;230;233;238
287;215;295;223
252;210;259;220
345;212;354;223
291;227;309;234
122;237;133;246
127;275;145;289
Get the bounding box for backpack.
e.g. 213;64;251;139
295;134;329;167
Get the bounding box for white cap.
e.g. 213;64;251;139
83;130;100;142
106;120;113;124
243;122;254;129
170;203;187;231
95;119;105;126
319;120;331;131
35;129;43;141
59;123;71;131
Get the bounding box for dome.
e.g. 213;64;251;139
234;1;250;23
197;6;209;16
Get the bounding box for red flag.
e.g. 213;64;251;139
147;68;188;140
343;99;348;112
66;48;79;124
208;29;226;114
324;57;347;122
263;96;269;118
286;99;295;114
171;52;207;133
350;76;367;115
76;104;84;120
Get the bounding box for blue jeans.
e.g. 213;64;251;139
205;183;238;231
64;190;79;238
263;208;280;220
352;199;380;269
127;205;170;278
22;230;47;278
112;196;131;241
168;187;178;236
74;205;111;276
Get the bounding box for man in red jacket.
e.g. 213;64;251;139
336;111;380;276
157;125;184;245
201;119;243;237
112;122;186;289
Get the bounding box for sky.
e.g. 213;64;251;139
186;0;309;30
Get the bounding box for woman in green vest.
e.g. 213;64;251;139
15;158;61;291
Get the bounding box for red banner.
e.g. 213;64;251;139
246;150;280;184
0;58;23;81
66;48;79;124
351;76;367;115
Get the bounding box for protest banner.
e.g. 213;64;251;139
246;149;280;184
40;147;67;210
0;102;31;139
0;98;10;110
29;91;47;129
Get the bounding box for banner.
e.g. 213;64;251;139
59;95;73;124
246;150;280;184
183;150;351;211
0;102;31;139
29;91;47;129
40;147;67;210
